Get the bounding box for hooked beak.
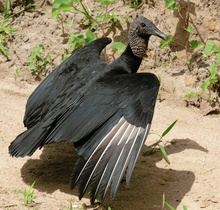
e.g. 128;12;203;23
154;28;167;40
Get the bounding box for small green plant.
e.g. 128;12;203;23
0;19;16;56
4;0;37;18
189;40;203;49
163;0;219;108
62;200;84;210
19;3;38;16
184;25;194;34
52;0;121;35
159;35;173;49
68;31;126;54
202;41;220;93
68;30;97;51
26;44;53;77
162;194;188;210
202;64;219;91
79;0;121;32
184;25;204;51
52;0;123;35
52;0;127;60
203;41;215;57
60;50;71;62
52;0;74;20
159;26;203;54
163;0;205;58
52;0;74;35
18;181;36;207
111;42;126;52
14;68;21;80
184;90;202;107
67;200;73;210
0;39;9;56
143;120;177;164
165;0;179;10
127;0;143;10
4;0;11;18
110;41;126;59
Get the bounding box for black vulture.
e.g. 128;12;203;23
9;16;166;204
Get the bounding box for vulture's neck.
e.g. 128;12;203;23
105;36;150;75
119;44;143;73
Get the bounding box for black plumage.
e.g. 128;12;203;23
9;16;166;204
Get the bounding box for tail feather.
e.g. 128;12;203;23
9;123;47;157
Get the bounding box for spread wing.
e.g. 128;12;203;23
24;37;112;128
42;72;160;203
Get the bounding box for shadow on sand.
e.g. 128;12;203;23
21;138;207;210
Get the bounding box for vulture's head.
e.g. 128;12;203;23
129;16;166;57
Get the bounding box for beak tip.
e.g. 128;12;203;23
158;33;167;40
154;29;167;40
162;34;167;40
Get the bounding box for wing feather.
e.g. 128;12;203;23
11;71;160;203
24;38;112;128
78;118;127;199
70;73;160;203
126;124;150;185
109;127;143;200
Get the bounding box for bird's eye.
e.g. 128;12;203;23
140;22;146;27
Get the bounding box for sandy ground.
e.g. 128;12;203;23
0;0;220;209
0;69;219;210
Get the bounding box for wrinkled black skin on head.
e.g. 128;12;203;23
130;16;166;41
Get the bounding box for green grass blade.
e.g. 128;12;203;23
162;193;166;209
217;53;220;65
158;144;170;164
162;120;177;137
165;201;176;210
142;148;154;156
209;64;218;76
4;0;11;18
0;43;9;56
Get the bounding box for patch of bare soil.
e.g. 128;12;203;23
0;0;220;210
